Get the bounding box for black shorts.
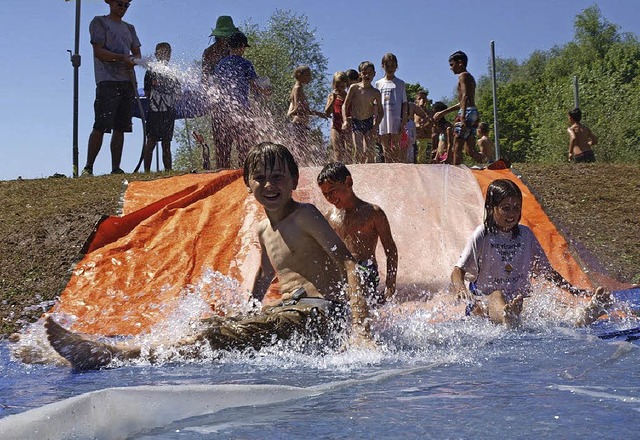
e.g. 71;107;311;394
147;110;176;141
573;150;595;163
93;81;134;133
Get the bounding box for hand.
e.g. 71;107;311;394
383;286;395;302
455;288;474;304
342;120;350;131
433;111;443;121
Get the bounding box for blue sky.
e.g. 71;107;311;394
1;0;639;180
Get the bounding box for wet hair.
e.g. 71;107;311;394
294;65;311;80
345;69;360;82
483;179;522;238
243;142;299;187
568;107;582;122
317;162;351;185
332;71;348;89
358;61;375;73
381;53;398;68
478;122;489;134
448;50;468;67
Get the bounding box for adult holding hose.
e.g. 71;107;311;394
83;0;141;176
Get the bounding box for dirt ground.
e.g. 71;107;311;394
0;164;638;337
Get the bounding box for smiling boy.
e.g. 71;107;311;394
317;162;398;306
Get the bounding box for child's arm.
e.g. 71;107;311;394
451;266;474;302
375;209;398;300
251;237;276;302
587;126;598;146
341;86;355;131
324;91;336;117
374;89;384;128
567;126;577;160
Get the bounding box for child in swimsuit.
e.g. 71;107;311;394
430;101;453;163
341;61;384;163
287;65;327;152
324;71;351;163
318;162;398;307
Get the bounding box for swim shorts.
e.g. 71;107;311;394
454;107;479;140
356;260;383;306
352;116;375;133
93;81;135;133
573;150;595;163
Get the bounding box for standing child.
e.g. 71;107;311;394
324;71;351;163
405;101;429;163
433;51;484;165
567;107;597;163
345;69;360;86
45;143;374;371
430;101;453;163
476;122;495;164
375;53;408;163
143;42;180;172
451;179;611;327
287;65;327;149
342;61;384;163
317;162;398;307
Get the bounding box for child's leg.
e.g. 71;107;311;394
464;137;485;163
452;136;465;165
379;134;391;163
575;287;613;327
143;136;157;172
364;131;377;163
161;140;172;171
485;290;523;327
353;131;365;163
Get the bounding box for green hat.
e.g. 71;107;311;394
210;16;239;38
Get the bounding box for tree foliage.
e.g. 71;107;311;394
476;6;640;163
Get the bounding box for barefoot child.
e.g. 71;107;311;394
433;51;484;165
287;65;327;144
46;143;373;370
476;122;495;163
324;71;351;163
451;179;611;327
431;101;453;163
342;61;384;163
375;53;408;163
567;107;597;163
317;162;398;306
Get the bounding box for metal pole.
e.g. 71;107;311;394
71;0;82;177
573;76;580;109
490;40;500;161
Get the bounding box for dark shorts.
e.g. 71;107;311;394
352;116;374;133
200;298;346;353
147;110;176;141
573;150;595;163
356;260;382;306
93;81;135;133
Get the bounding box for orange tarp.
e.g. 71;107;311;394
51;165;605;336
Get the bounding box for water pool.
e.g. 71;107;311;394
1;314;639;439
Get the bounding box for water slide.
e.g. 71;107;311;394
42;164;631;337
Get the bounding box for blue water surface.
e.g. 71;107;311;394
1;316;639;439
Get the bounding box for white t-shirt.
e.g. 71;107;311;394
375;77;407;135
456;224;552;299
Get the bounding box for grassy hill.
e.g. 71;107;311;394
1;164;638;337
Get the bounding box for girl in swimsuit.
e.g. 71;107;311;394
324;71;351;163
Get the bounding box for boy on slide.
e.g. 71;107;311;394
451;179;612;327
317;162;398;307
46;143;373;370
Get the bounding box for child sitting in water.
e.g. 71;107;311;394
324;71;350;163
45;143;373;370
317;162;398;307
451;179;611;327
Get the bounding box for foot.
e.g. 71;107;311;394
576;287;613;327
45;316;118;370
81;167;93;176
503;295;524;328
110;168;125;175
